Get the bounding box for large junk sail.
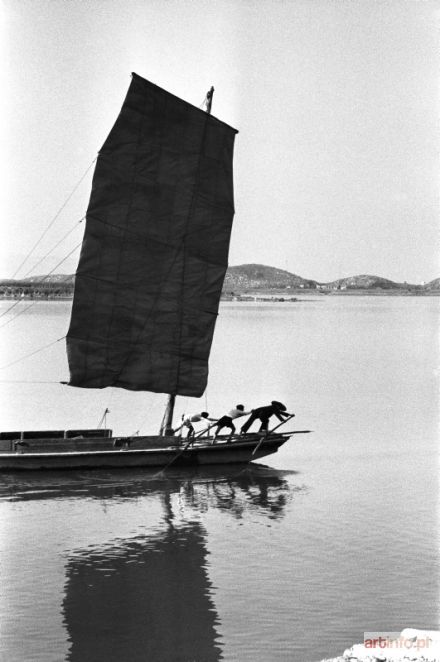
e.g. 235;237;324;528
67;74;237;397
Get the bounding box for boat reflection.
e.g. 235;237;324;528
0;466;304;662
0;464;299;519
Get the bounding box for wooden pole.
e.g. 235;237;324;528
206;86;214;114
266;413;296;435
160;394;176;436
251;414;295;457
159;86;215;438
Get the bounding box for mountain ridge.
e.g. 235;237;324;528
0;265;438;293
224;264;438;291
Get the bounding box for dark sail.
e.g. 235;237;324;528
66;73;237;397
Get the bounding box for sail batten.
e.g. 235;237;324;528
66;73;237;397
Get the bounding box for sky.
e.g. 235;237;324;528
1;0;438;283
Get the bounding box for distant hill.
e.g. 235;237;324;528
224;264;317;290
325;274;401;290
22;274;75;284
0;265;439;297
223;265;439;293
0;274;75;285
424;277;440;291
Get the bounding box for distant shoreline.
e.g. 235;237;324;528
0;290;438;302
221;290;439;299
1;264;438;298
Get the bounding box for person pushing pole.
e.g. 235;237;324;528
240;401;294;435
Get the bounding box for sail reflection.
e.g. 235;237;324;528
63;522;221;662
0;466;304;662
3;465;296;662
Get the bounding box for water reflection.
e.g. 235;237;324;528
0;464;298;517
0;465;303;661
63;522;221;662
60;467;297;662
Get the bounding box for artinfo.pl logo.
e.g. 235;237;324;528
364;631;437;653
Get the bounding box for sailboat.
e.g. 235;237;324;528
0;73;308;470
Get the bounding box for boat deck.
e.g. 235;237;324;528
0;430;267;453
0;429;299;470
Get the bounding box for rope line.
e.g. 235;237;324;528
12;158;96;279
130;392;162;436
97;407;110;429
0;336;65;370
97;389;115;429
198;90;211;110
0;243;81;328
0;301;35;328
0;298;29;322
0;380;64;384
174;110;211;394
22;217;84;279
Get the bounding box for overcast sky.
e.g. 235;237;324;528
1;0;438;283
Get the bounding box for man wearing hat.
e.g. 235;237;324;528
240;401;293;434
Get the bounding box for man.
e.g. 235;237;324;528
213;404;250;441
240;400;294;434
175;412;215;439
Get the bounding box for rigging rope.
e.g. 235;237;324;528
0;301;34;327
12;158;96;279
0;380;64;384
0;242;81;328
0;217;84;323
22;217;84;279
97;388;115;429
0;336;65;370
97;407;110;429
130;392;164;436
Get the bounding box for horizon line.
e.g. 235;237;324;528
0;263;438;287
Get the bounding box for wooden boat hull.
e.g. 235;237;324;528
0;433;290;471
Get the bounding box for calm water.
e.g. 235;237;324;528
0;297;438;661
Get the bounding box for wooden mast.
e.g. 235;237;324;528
206;86;214;114
160;85;215;436
160;394;176;436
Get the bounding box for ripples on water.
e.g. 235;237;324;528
0;298;438;661
0;466;307;662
